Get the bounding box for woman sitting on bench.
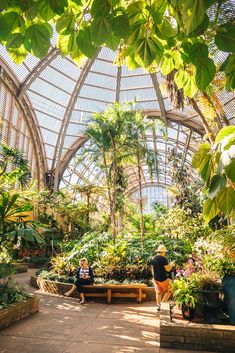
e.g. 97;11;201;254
64;257;94;304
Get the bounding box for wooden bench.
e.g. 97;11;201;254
82;283;147;304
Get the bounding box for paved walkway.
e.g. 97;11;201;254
0;271;215;353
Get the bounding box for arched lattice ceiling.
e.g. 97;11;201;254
60;121;201;196
0;45;234;191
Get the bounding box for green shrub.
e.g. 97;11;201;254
94;264;152;284
0;282;29;309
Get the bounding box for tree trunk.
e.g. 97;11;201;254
86;192;90;224
137;153;145;249
103;151;116;243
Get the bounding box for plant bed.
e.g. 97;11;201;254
160;302;235;352
30;273;155;300
0;295;39;330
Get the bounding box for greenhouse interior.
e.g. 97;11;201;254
0;1;235;352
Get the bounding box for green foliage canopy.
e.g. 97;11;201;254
0;0;234;93
192;126;235;223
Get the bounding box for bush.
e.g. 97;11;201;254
0;282;29;309
94;264;152;284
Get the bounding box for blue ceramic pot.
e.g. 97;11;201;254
222;275;235;325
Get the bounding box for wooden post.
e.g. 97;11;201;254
107;288;112;304
138;288;142;303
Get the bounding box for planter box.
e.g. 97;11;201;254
0;295;39;330
160;302;235;352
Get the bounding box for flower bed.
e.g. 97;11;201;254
160;302;235;352
0;295;39;330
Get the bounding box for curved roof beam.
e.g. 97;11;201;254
145;110;205;135
53;52;100;191
59;136;88;176
150;73;168;125
0;60;47;185
17;48;60;101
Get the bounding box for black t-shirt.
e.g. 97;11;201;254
151;255;168;282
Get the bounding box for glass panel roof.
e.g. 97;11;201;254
1;44;234;190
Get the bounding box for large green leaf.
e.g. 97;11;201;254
215;23;235;52
126;1;144;24
49;0;68;15
225;159;235;183
195;57;216;90
203;197;219;223
181;0;215;34
135;36;163;67
187;14;209;37
187;43;208;64
76;27;98;58
174;69;188;89
160;55;175;75
192;143;211;170
215;126;235;143
127;22;144;45
6;33;24;49
217;187;235;214
113;11;130;39
57;33;75;55
91;0;111;17
38;0;56;21
0;11;23;41
159;17;178;38
69;34;86;66
25;23;52;58
7;45;28;64
91;16;112;45
106;34;120;51
184;74;198;98
208;174;226;199
56;11;75;35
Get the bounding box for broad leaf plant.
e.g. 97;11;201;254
0;0;234;93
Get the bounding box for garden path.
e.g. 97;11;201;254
0;270;216;353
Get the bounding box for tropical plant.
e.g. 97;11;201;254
167;148;203;216
83;102;158;243
173;277;201;310
0;282;29;309
192;126;235;223
0;192;45;250
0;144;31;189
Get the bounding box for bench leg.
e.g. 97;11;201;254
107;288;112;304
137;288;142;303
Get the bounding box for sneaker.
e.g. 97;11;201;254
156;304;161;312
80;299;85;305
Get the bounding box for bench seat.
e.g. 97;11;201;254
81;283;147;303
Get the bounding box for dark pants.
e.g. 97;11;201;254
75;278;93;294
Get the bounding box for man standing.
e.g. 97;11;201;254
152;244;175;312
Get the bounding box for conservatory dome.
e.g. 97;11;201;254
0;44;234;202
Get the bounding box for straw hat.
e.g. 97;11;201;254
156;245;167;253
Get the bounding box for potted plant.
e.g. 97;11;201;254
220;256;235;325
173;278;200;320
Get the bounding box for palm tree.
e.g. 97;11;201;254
122;111;159;247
